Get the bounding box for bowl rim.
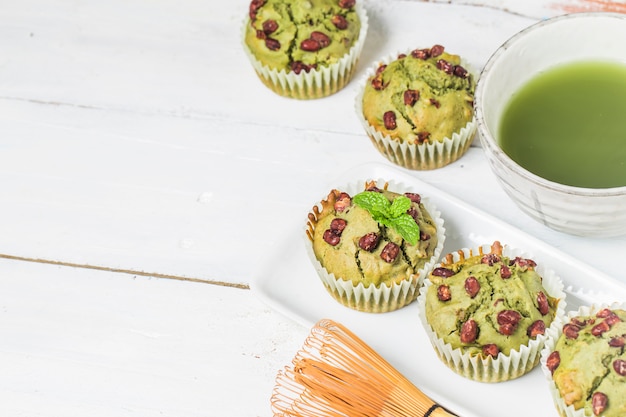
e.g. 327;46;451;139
475;12;626;197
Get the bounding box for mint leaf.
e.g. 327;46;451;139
389;195;411;218
389;214;420;245
353;191;390;218
353;191;421;245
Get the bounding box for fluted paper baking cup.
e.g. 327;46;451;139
417;243;567;382
304;178;445;313
355;49;476;170
540;302;626;417
241;3;368;99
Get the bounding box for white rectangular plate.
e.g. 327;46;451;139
251;162;626;417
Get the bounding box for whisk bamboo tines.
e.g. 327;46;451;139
271;319;458;417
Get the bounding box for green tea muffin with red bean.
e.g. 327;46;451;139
242;0;368;99
417;241;566;382
305;179;444;313
356;45;476;169
542;305;626;417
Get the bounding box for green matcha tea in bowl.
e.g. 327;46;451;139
475;13;626;237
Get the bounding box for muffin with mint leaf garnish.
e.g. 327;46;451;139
304;179;445;313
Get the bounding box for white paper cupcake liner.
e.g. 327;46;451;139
241;2;368;99
355;49;477;170
305;178;445;313
540;301;626;417
417;243;567;382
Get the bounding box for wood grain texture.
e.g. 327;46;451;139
418;0;626;18
1;1;626;416
0;258;307;416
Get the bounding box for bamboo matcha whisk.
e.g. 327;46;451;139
271;319;458;417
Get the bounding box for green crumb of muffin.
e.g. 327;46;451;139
362;45;475;144
551;309;626;417
425;249;558;357
245;0;361;72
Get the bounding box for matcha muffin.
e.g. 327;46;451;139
416;241;566;382
305;179;445;313
541;304;626;417
356;45;476;169
243;0;368;99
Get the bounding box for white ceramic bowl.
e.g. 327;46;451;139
475;13;626;238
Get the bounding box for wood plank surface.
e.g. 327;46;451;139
0;258;308;416
2;1;626;416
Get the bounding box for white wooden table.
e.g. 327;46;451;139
2;1;626;416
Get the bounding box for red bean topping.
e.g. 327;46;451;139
432;267;455;278
591;392;608;416
380;242;399;263
464;276;480;298
481;253;501;266
265;37;281;51
454;65;469;78
609;336;626;347
358;232;380;252
497;310;521;335
375;64;387;75
460;319;478;343
249;0;266;21
262;19;278;34
300;38;321;52
256;29;266;39
563;323;581;340
365;185;382;192
290;61;315;74
371;75;385;90
331;14;348;30
546;351;560;374
571;317;591;327
511;257;537;269
527;320;546;338
404;89;420;106
415;131;430;144
310;31;330;48
411;48;430;60
383;111;397;130
334;192;351;212
597;308;613;318
329;218;347;234
613;359;626;376
436;59;455;74
404;192;421;204
397;53;407;59
537;291;550;315
420;230;430;241
338;0;355;8
606;312;622;326
592;320;611;337
500;264;511;279
430;44;445;57
429;98;440;108
482;344;499;358
407;207;419;223
437;285;451;301
323;229;341;246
